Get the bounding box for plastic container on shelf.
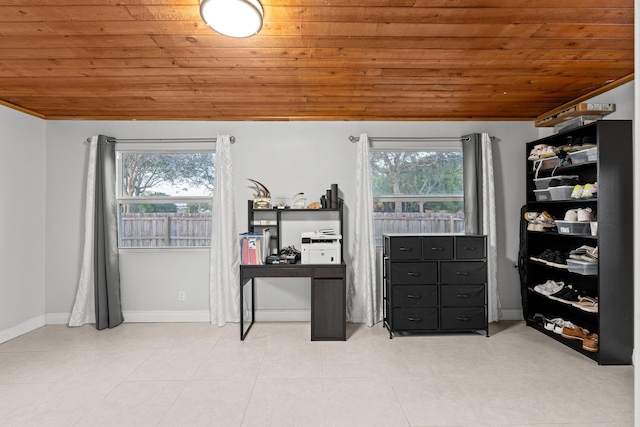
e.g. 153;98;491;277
533;157;560;171
586;147;598;162
549;186;574;201
533;189;552;201
533;175;579;190
556;220;592;235
569;147;598;165
567;259;598;275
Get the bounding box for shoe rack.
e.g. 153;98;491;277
520;120;633;365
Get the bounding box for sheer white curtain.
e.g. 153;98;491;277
480;133;501;322
209;135;240;325
347;133;381;326
463;133;501;322
69;136;98;327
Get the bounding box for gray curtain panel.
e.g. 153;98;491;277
462;133;482;234
94;135;124;330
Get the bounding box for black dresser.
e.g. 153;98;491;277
383;234;488;338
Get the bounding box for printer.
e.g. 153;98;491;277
301;231;342;264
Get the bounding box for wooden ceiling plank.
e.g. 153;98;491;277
0;5;136;22
263;6;632;25
149;35;634;50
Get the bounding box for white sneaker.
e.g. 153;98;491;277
577;208;595;222
571;185;583;199
533;280;565;296
564;209;578;221
553;319;576;334
544;317;575;334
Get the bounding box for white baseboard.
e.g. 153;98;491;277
255;309;310;322
46;312;71;325
123;310;211;323
0;315;46;344
43;309;311;325
500;309;524;321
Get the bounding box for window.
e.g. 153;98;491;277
116;145;215;248
370;149;464;245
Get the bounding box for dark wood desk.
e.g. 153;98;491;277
239;263;346;341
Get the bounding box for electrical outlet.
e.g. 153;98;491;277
178;291;186;302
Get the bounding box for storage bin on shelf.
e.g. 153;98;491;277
549;186;574;201
567;259;598;276
556;221;592;235
568;147;598;166
532;157;560;171
533;175;579;190
533;189;552;201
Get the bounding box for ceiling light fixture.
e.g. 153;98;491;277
200;0;264;38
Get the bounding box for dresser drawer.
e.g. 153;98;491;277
440;261;487;285
455;236;486;259
441;285;486;307
391;262;438;285
441;307;486;330
391;308;438;330
422;237;454;260
387;237;422;260
391;285;437;307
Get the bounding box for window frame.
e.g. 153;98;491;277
115;141;216;250
369;142;465;244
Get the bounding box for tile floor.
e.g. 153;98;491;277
0;320;633;427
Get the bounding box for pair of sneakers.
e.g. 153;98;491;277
533;279;565;296
543;317;575;335
571;183;598;199
528;144;556;160
530;249;568;269
548;285;586;304
524;211;556;231
564;207;595;222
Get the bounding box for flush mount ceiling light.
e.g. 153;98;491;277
200;0;264;38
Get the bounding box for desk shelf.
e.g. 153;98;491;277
247;200;344;261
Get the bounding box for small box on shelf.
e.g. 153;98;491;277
567;259;598;275
569;147;598;166
534;175;579;190
556;221;591;236
549;186;574;201
533;189;552;201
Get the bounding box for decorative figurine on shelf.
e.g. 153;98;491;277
292;192;306;209
248;179;272;209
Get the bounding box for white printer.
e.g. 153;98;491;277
301;230;342;264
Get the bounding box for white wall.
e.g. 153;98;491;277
0;105;47;341
2;79;629;334
43;120;536;322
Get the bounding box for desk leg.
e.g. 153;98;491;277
240;278;256;341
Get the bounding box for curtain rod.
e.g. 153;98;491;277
85;136;235;144
348;135;470;143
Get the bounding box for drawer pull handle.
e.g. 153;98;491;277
456;317;470;322
431;247;445;251
407;272;421;277
456;272;469;276
456;294;470;298
399;247;413;252
408;317;422;322
463;247;477;251
407;294;422;299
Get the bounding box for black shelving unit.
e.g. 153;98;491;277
520;120;633;365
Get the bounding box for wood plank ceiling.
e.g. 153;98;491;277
0;0;633;121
